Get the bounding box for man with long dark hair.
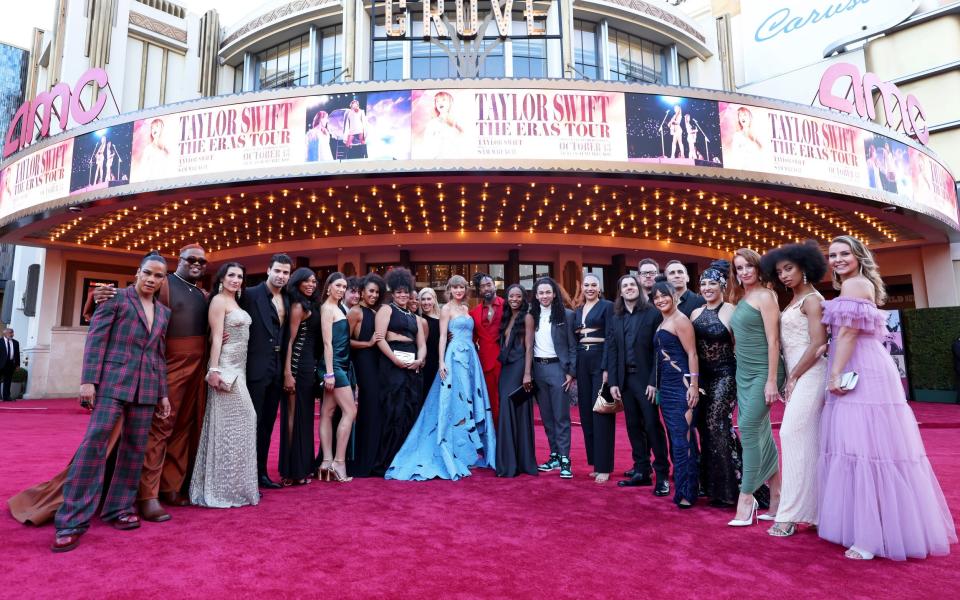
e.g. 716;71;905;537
528;277;577;479
607;274;671;496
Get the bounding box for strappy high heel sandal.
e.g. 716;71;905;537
331;460;353;483
768;522;797;537
845;546;875;560
316;461;333;482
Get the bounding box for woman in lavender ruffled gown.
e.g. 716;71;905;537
818;235;956;560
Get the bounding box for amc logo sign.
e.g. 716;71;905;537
3;68;110;159
817;62;929;145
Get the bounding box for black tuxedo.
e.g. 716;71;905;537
0;336;20;401
605;303;669;481
239;283;290;477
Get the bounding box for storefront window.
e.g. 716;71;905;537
317;24;344;84
520;263;552;290
678;55;690;86
255;33;310;90
572;19;599;80
607;28;667;84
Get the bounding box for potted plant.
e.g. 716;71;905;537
10;367;27;400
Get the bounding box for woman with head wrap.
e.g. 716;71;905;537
689;260;742;507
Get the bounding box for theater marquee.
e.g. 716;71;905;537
0;80;956;231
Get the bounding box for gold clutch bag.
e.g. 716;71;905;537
592;383;623;414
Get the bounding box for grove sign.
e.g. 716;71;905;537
382;0;549;38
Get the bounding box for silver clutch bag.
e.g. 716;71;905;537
838;371;859;391
392;350;416;365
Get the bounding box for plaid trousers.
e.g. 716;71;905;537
55;397;155;535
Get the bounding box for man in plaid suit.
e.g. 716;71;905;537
52;254;172;553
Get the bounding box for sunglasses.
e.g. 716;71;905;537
181;256;208;266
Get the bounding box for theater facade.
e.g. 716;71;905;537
1;0;957;398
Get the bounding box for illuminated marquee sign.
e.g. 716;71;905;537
3;68;111;159
382;0;549;38
817;62;929;145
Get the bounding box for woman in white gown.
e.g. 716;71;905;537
189;262;260;508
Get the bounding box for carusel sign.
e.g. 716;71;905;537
740;0;919;84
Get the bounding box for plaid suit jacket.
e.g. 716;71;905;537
81;286;170;405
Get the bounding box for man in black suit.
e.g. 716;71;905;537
0;328;21;401
239;254;292;489
606;274;671;496
665;260;705;318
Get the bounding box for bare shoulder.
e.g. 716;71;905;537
840;277;875;301
690;306;705;322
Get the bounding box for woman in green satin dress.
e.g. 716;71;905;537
728;248;784;526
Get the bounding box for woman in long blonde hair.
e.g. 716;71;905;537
818;235;955;560
418;287;442;401
385;275;497;480
726;248;784;527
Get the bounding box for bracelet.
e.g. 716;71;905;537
207;367;222;373
686;372;699;377
323;373;335;379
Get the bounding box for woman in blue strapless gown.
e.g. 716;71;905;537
386;276;497;481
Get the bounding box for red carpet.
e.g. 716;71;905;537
2;398;959;599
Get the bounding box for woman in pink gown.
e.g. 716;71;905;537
819;235;956;560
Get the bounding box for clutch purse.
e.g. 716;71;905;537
392;350;416;365
219;372;239;392
508;384;535;406
593;382;623;414
838;371;859;391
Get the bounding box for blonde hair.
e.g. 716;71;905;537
418;287;441;317
727;248;769;303
445;275;470;302
830;235;887;305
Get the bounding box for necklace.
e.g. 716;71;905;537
391;302;412;315
172;272;199;292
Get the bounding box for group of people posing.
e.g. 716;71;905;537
11;236;956;562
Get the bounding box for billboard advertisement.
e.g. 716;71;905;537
626;93;722;166
410;88;627;161
0;83;955;229
0;138;74;221
130;97;309;182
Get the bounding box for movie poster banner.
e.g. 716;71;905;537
130;97;309;182
303;91;411;162
626;93;722;166
0;139;74;220
908;147;959;226
719;102;868;187
410;88;627;161
70;122;133;193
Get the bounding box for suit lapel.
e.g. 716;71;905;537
127;287;151;333
255;284;279;330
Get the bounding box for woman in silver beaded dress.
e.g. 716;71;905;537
189;262;260;508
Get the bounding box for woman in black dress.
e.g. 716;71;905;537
280;268;319;486
689;260;742;506
418;287;442;398
373;268;427;475
496;284;538;477
346;273;384;477
574;274;615;483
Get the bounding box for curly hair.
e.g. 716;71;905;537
529;277;567;329
361;273;386;308
759;240;828;289
830;235;887;305
385;267;415;294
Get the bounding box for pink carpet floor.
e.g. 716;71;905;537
2;398;959;599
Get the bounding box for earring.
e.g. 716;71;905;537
218;283;223;293
237;289;242;299
859;265;864;276
737;277;742;286
803;274;808;285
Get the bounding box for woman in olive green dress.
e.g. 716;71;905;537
727;248;784;526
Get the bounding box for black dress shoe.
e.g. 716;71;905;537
258;475;282;489
623;468;636;478
654;481;670;496
618;474;653;487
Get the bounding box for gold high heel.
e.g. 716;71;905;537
317;460;333;482
331;460;353;483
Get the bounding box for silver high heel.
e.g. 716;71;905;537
727;499;759;527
